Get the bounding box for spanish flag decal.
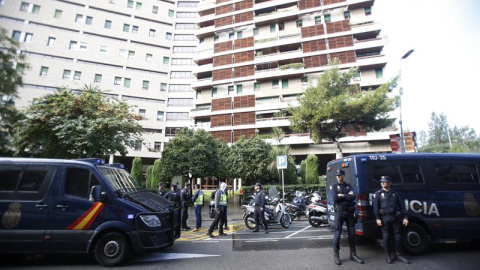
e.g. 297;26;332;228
66;202;104;230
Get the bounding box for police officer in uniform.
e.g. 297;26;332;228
157;182;166;197
373;176;411;264
191;184;204;232
206;182;228;237
252;183;268;234
331;169;364;265
180;182;192;231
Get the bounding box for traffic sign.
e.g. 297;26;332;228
276;155;287;169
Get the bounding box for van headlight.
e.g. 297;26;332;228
140;215;161;227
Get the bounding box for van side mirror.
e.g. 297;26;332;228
89;185;105;202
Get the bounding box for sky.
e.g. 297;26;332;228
374;0;480;135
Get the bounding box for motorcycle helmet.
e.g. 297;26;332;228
220;182;227;192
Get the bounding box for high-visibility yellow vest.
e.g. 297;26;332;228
219;192;227;206
194;191;204;206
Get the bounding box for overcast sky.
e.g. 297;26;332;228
374;0;480;135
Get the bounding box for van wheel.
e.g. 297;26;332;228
403;222;429;255
94;232;130;267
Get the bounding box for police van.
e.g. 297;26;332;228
0;158;181;266
326;153;480;254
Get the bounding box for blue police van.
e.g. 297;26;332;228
0;158;181;266
326;153;480;254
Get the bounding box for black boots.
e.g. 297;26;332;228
334;251;341;265
395;253;411;264
385;252;393;264
350;251;364;264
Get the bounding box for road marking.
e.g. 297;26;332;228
285;225;311;238
132;253;220;263
245;240;278;243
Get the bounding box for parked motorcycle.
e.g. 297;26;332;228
306;192;328;227
285;190;307;220
242;186;292;229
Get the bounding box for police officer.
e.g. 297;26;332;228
157;182;166;197
191;184;204;232
252;183;268;234
164;183;181;205
180;182;192;231
331;169;364;265
373;176;411;264
206;182;228;237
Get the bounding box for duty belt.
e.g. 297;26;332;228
379;209;396;215
335;206;355;212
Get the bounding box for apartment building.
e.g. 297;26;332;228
0;0;399;167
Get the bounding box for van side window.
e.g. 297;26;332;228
369;164;401;189
434;163;458;183
400;165;425;184
19;171;47;192
0;166;54;200
65;168;99;199
456;164;479;184
0;170;21;192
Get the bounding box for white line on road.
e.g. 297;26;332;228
132;253;220;263
245;240;279;243
285;225;311;239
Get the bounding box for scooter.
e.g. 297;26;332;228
285;190;307;220
242;186;292;230
306;192;328;227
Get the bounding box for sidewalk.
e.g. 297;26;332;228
186;197;245;222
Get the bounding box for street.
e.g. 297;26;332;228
1;213;479;270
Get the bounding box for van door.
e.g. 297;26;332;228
46;166;103;253
0;164;56;253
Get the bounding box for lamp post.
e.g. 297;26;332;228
399;49;414;153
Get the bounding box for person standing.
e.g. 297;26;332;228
206;182;228;237
180;182;192;231
373;176;411;264
157;182;166;197
252;183;268;234
331;169;364;265
191;184;204;232
223;183;228;230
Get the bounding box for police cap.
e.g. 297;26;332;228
380;176;391;182
335;169;345;176
158;182;164;187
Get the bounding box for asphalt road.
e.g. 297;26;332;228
2;214;480;269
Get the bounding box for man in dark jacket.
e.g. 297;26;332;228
157;182;166;197
164;183;181;205
373;176;411;264
180;182;192;230
206;182;228;237
253;183;268;234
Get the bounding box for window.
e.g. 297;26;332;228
375;68;383;79
278;22;285;31
168;10;174;17
99;45;107;54
54;9;62;19
174;34;196;41
177;12;197;18
177;1;198;7
152;6;158;14
12;31;21;41
270;25;276;33
63;69;71;79
400;165;425;184
296;20;302;27
236;85;243;94
32;4;40;14
196;90;201;99
24;33;33;42
85;16;93;25
229;32;234;39
282;79;288;89
118;49;127;58
175;23;195;29
153;142;161;151
324;14;331;23
172;46;196;53
253;28;259;36
214;35;219;41
163;57;169;64
146;53;152;62
79;42;87;50
353;71;361;81
132;25;138;33
65;168;99;199
114;76;121;85
315;16;321;24
301;76;308;85
94;74;102;83
160;83;167;91
139;109;146;117
172;58;193;65
20;2;29;11
142;80;149;89
168;98;193;106
39;66;48;77
75;14;83;23
157;111;164;121
211;88;217;97
149;29;156;36
228;86;234;95
123;24;130;32
47;37;56;46
136;2;142;10
165;32;172;40
166;112;189;120
124;78;131;87
254;82;261;90
74;71;81;80
109;0;116;3
128;50;135;58
134;140;142;151
344;11;351;19
237;31;243;39
365;7;372;15
170;71;192;78
127;0;134;8
104;20;112;29
272;79;279;89
169;84;190;92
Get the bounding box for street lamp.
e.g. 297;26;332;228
399;49;414;153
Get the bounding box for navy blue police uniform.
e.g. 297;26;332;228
330;169;364;265
373;175;411;264
253;183;268;233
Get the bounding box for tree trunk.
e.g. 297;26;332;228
334;140;343;159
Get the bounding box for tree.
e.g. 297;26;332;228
13;85;142;158
227;136;272;185
151;159;165;188
0;28;28;156
214;138;231;182
290;59;398;158
305;154;319;184
300;160;307;184
160;128;218;183
145;165;153;189
131;157;143;186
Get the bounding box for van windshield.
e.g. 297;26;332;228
98;167;140;192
